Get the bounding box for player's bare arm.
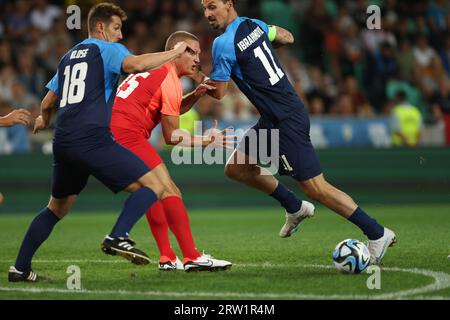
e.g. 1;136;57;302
0;109;31;127
161;115;234;148
180;83;216;114
270;25;294;49
161;114;212;147
188;63;209;84
122;42;188;74
206;80;229;100
33;90;58;134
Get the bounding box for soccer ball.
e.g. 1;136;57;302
332;239;370;274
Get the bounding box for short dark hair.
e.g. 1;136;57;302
87;2;127;34
223;0;236;5
165;31;199;51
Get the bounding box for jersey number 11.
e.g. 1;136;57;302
254;41;284;85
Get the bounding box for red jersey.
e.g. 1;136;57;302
111;62;182;138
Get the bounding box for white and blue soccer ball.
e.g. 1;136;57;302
332;239;370;274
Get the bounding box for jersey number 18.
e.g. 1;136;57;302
60;62;88;108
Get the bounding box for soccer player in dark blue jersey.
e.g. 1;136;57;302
201;0;396;265
8;3;190;282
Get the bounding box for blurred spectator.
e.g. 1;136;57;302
439;33;450;77
385;78;423;114
38;16;73;73
277;50;309;100
221;83;256;122
365;41;399;112
390;90;423;147
14;45;46;97
6;0;31;42
430;79;450;145
413;34;447;102
1;0;450;151
304;66;336;113
196;95;222;120
383;0;400;29
426;0;450;38
0;65;17;102
307;95;326;115
340;21;364;78
324;19;342;81
332;93;356;116
9;81;40;120
301;0;331;68
30;0;62;32
342;75;374;116
361;18;397;54
396;39;416;81
0;40;13;68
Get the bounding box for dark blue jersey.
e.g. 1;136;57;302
210;17;305;123
46;38;131;146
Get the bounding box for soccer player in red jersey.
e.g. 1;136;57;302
111;31;233;271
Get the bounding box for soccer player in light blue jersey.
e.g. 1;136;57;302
9;2;189;282
201;0;396;265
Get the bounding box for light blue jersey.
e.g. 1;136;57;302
210;17;305;123
46;38;131;146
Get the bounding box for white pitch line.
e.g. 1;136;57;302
407;296;449;300
0;286;365;299
0;261;449;299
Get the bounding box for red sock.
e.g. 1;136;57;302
145;200;176;261
162;196;200;261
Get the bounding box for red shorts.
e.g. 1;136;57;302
111;127;163;169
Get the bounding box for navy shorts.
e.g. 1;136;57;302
237;108;322;182
51;136;150;199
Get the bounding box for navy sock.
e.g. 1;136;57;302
15;207;60;272
270;183;302;213
348;207;384;240
110;187;158;238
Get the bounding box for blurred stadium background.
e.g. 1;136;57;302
1;0;450;212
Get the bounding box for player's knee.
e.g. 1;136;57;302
135;180;164;199
47;203;70;219
148;184;164;199
167;182;181;197
160;181;180;198
136;174;164;198
49;208;69;219
125;182;141;193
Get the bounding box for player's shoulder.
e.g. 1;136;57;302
248;18;268;29
80;38;128;53
212;31;233;52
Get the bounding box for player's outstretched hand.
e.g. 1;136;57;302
206;120;237;150
1;109;31;127
173;41;188;57
33;115;46;134
194;83;216;98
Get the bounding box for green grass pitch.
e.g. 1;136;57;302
0;205;449;300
